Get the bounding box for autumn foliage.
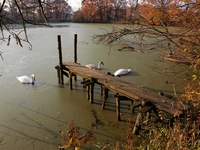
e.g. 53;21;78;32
81;0;200;71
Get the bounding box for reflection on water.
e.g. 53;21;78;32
32;80;45;87
0;23;190;149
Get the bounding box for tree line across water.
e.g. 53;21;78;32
1;0;199;25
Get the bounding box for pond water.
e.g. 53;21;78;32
0;23;190;149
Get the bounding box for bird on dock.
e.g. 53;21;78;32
16;74;35;85
85;61;104;70
114;68;131;77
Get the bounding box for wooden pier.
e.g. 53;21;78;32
55;35;187;134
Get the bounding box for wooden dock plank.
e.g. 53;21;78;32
63;62;186;116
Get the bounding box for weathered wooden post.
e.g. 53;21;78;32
101;87;109;109
82;78;86;88
131;100;142;114
100;85;103;95
55;65;61;84
69;71;73;90
133;100;146;134
115;93;121;121
57;35;64;85
87;85;90;100
84;78;95;103
89;78;95;103
89;83;94;103
74;34;77;81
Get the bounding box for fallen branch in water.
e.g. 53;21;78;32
118;45;143;53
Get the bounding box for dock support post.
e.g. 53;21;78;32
131;101;142;114
102;87;109;109
55;65;61;84
133;100;145;134
133;112;142;134
100;85;103;95
69;72;73;90
82;78;86;88
130;101;134;113
89;83;94;103
89;78;95;103
87;85;90;100
57;35;64;85
84;78;95;102
74;34;77;81
115;93;121;121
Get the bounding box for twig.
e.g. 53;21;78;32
172;84;177;97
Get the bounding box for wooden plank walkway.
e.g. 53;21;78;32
61;62;186;116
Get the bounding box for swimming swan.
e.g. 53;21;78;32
16;74;35;84
85;61;104;70
114;69;131;77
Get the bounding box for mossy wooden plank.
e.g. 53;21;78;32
63;62;187;116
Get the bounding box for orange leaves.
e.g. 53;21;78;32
181;79;200;108
140;0;200;26
140;1;176;26
81;0;98;22
81;0;134;22
194;59;200;70
59;122;96;149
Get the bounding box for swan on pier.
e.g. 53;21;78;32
114;69;131;77
85;61;104;70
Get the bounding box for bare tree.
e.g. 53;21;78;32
93;0;200;70
0;0;50;49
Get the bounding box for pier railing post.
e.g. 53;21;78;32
57;35;64;85
74;34;77;81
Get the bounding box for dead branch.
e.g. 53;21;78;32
118;45;143;53
0;0;50;48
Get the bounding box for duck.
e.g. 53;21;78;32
114;69;131;77
85;61;104;70
16;74;35;85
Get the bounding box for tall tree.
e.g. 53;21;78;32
81;0;105;22
81;0;127;22
125;0;140;22
140;0;172;25
50;0;71;20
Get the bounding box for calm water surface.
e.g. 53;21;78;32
0;23;189;149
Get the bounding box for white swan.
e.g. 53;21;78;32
16;74;35;84
85;61;104;70
114;69;131;77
